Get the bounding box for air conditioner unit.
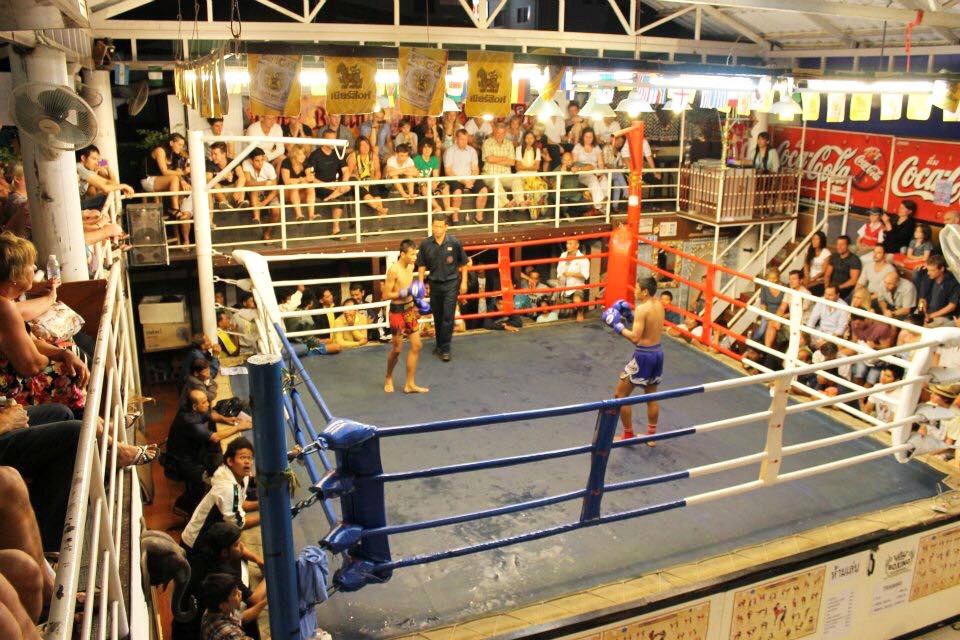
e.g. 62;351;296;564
125;201;168;266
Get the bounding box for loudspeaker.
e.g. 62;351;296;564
125;201;168;266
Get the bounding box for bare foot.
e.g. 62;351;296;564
403;383;429;393
384;378;395;393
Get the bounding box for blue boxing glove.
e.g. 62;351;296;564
602;307;626;335
612;299;634;324
399;279;426;300
416;297;431;314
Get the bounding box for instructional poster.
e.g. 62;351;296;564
729;567;825;640
870;542;916;613
910;524;960;601
594;602;710;640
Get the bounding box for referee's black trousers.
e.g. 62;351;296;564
430;279;459;355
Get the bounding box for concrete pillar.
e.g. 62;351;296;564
9;46;89;282
83;69;120;182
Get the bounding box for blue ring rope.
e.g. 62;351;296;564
290;389;333;472
276;322;335;423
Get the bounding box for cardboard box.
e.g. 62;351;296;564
139;295;187;325
143;322;191;352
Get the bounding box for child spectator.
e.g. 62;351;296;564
856;207;885;254
661;291;681;325
385;143;419;205
414;140;451;214
904;223;934;263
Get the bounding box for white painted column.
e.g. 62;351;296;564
83;69;120;182
188;129;217;341
9;46;89;282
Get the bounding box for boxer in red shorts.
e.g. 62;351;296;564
383;239;429;393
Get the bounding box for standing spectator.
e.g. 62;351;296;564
824;235;861;301
416;214;468;362
306;129;352;237
354;136;389;217
558;238;591;321
328;114;356;148
464;116;492;146
933;210;959;258
385;143;419;206
913;254;959;327
565;102;583;145
857;245;896;297
281;113;312;141
280;145;316;221
513;130;546;219
416;115;442;149
881;200;917;255
393;118;418;155
571;127;607;215
751;132;780;172
245;115;284;169
204;118;235;159
557;150;589;216
804;231;831;297
374;111;394;161
856;207;886;254
481;122;516;211
904;224;934;263
443;129;488;224
241;148;279;237
76;145;133;210
603;134;628;211
805;285;850;348
877;270;918;319
414;140;450;214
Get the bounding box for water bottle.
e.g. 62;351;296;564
46;255;60;282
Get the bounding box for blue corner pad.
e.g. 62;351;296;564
322;418;378;450
321;523;364;554
312;470;355;500
333;558;380;591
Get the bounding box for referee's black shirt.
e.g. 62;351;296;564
416;234;467;283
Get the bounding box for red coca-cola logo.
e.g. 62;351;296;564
891;155;960;205
851;147;885;191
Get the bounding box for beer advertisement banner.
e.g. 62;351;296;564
397;47;448;116
889;137;960;223
248;54;301;116
324;56;377;114
465;51;514;118
771;125;893;211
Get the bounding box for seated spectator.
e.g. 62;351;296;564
179;359;247;426
306;130;352;237
812;342;841;396
661;291;681;325
76;145;134;210
414;140;451;214
842;287;896;386
182;333;221;383
142;133;189;217
393;118;418;155
754;266;785;342
443;129;488;224
165;389;251;516
283;290;341;356
505;115;523;144
464;116;492;146
859;367;900;422
513;131;546;219
557;151;589;217
281;113;312;142
482;296;521;332
328;113;356;148
0;465;50;627
2;163;28;238
280;145;316;221
172;522;266;640
333;300;369;348
481;122;516;210
241;148;279;237
764;271;808;353
386;143;419;206
571;127;607;215
877;270;917;319
205;118;235;159
200;573;260;640
857;245;896;297
0;235;87;413
881;200;917;255
913;254;959;327
805;285;850;349
603;134;628;211
915;384;959;452
558;238;591;322
244;115;284;170
181;437;259;552
354;136;389;216
519;268;550;309
856;207;886;254
933;314;960;369
216;309;241;357
206;142;248;212
904;223;934;263
824;234;861;301
804;231;831;297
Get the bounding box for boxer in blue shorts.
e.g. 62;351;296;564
603;276;665;446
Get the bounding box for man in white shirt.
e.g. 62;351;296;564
805;285;850;348
620;128;660;179
241;147;279;231
857;245;896;297
558;238;591;321
541;115;566;146
464;116;493;146
245;115;285;167
443;128;488;223
204;117;236;160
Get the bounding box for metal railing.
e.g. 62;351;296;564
89;190;124;279
45;257;148;640
678;165;800;222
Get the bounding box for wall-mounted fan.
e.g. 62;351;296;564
10;81;97;152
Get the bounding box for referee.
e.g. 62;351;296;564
416;213;468;362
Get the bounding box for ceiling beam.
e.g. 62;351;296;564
896;0;959;43
91;0;154;20
700;5;773;47
457;0;484;29
484;0;509;28
658;0;960;27
607;0;633;35
804;14;858;47
91;19;764;57
635;6;696;35
765;41;960;57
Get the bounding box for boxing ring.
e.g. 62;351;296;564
229;128;960;639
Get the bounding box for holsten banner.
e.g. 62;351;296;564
772;125;960;224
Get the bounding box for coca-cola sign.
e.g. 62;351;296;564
771;126;892;211
889;138;960;224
